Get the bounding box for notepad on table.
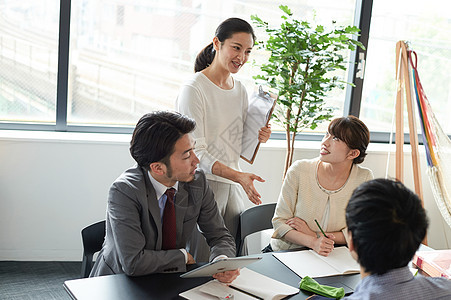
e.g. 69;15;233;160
273;246;360;278
413;249;451;278
179;267;299;300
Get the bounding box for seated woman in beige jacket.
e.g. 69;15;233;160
271;116;374;256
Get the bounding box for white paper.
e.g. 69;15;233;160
273;246;360;278
233;268;299;300
240;86;276;163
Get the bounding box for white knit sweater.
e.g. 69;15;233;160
176;73;248;184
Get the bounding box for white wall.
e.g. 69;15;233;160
1;131;450;261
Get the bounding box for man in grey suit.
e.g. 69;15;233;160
90;111;239;283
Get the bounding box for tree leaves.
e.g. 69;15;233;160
251;5;364;175
279;5;292;16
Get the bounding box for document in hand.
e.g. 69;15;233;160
240;86;276;164
179;267;299;300
273;246;360;278
180;257;261;278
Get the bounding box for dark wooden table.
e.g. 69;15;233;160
64;252;360;300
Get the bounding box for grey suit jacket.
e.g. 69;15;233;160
90;165;235;277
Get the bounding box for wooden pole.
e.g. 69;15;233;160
399;42;424;200
395;41;404;182
396;41;427;245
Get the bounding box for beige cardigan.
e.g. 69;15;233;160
271;158;373;251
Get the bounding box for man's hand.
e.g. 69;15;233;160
186;253;196;265
212;269;240;284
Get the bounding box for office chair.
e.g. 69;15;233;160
235;202;277;256
81;220;106;278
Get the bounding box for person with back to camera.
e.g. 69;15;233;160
344;178;451;299
176;17;271;261
270;116;374;256
89;111;239;284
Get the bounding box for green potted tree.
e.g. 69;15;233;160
251;5;364;178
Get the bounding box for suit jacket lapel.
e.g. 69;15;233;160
175;183;189;247
143;169;163;248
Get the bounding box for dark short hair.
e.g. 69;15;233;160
194;18;256;73
346;179;428;275
129;111;196;170
328;115;369;164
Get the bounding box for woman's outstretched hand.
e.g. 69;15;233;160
236;172;265;205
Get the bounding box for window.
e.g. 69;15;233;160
359;0;451;135
66;0;357;131
68;0;192;127
0;0;59;124
8;0;449;139
0;0;358;133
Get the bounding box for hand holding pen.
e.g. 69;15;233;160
313;219;335;256
314;219;327;238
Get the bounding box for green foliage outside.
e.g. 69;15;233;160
251;5;365;177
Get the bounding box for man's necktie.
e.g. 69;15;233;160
162;188;176;250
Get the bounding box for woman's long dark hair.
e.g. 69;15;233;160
194;18;256;73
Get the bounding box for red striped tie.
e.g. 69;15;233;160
162;188;176;250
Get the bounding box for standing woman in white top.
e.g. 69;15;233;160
177;18;271;261
271;116;373;256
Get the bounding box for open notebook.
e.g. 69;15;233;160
273;246;360;278
180;267;299;300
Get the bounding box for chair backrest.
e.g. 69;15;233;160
81;220;106;278
235;203;276;256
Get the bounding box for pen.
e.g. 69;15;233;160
314;219;327;238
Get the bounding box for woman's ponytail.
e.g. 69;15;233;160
194;42;215;72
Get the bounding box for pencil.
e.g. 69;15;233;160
314;219;327;237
